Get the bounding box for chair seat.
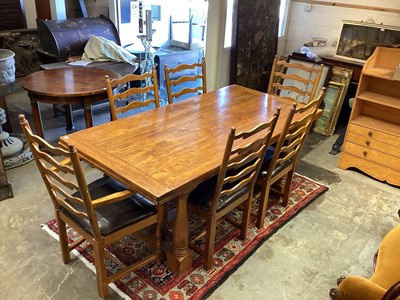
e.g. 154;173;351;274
62;177;157;236
188;176;250;212
259;146;293;179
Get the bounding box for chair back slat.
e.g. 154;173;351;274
36;149;74;175
19;115;101;234
268;55;324;103
265;88;326;179
273;72;317;85
209;109;280;213
272;83;311;97
164;56;207;104
106;66;160;121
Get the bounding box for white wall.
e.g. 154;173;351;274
23;0;37;28
284;0;400;55
85;0;109;16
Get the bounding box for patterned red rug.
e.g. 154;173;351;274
42;173;328;300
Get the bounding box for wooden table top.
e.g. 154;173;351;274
59;84;296;204
21;67;120;98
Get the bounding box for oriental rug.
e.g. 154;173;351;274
42;173;328;300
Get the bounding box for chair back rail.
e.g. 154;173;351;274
210;110;280;214
106;66;160;121
188;109;280;269
164;56;207;104
255;88;326;228
19;114;163;298
19;115;100;229
268;55;324;103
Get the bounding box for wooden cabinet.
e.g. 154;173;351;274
338;47;400;186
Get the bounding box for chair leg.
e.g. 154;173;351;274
156;205;165;264
282;170;294;206
93;241;109;299
239;198;251;241
56;214;71;264
256;181;272;229
204;217;216;270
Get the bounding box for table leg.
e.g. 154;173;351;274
29;97;44;138
83;104;93;128
64;105;74;131
167;193;192;275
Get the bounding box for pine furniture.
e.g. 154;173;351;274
164;56;207;104
21;67;120;138
20;115;164;299
106;66;160;121
267;56;324;104
188;110;279;269
338;47;400;186
256;89;325;229
58;84;300;275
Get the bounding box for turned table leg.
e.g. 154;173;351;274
64;104;74;131
83;103;94;128
29;96;44;138
167;193;193;275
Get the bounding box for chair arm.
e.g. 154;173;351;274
91;190;135;208
335;276;387;300
49;158;72;172
382;280;400;300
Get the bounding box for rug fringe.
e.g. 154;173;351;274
295;173;329;187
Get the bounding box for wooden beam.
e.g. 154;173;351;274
292;0;400;15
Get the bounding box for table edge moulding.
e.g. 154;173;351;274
338;47;400;186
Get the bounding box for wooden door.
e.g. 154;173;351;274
230;0;280;92
35;0;52;20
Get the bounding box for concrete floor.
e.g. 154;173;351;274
0;80;399;299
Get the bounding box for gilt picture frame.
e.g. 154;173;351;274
313;66;352;136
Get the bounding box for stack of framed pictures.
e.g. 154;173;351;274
313;66;353;136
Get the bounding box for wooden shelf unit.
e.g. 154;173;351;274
338;47;400;186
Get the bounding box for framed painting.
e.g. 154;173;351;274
313;66;353;136
335;20;400;63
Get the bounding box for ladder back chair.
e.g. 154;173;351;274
255;88;326;229
106;66;160;121
164;56;207;104
19;115;164;299
187;109;280;270
268;55;324;103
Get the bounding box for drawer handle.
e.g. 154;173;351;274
363;151;368;156
368;131;373;137
366;140;370;146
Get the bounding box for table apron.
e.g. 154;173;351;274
27;92;108;106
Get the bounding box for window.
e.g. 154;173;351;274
278;0;289;37
224;0;234;48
